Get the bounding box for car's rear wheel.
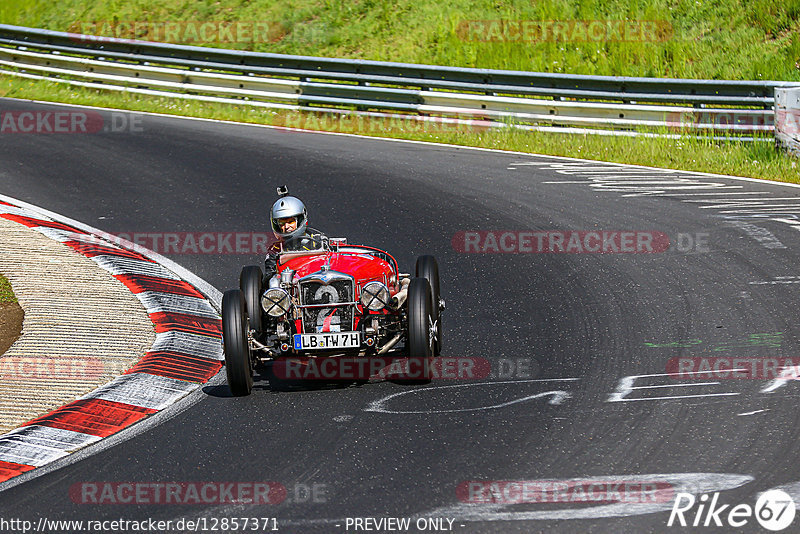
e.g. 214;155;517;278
416;255;442;356
240;265;263;334
222;289;253;396
403;277;433;384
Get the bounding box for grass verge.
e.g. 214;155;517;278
1;73;796;184
2;0;799;81
0;274;17;304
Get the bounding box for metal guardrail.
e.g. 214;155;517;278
0;23;798;137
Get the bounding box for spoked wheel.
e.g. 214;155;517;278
401;277;434;384
239;265;263;334
222;289;254;396
416;255;442;356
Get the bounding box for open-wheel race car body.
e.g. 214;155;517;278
222;238;444;396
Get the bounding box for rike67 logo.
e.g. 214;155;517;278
668;490;795;531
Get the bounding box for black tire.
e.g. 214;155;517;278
240;265;263;334
222;289;253;396
403;277;434;384
415;255;442;356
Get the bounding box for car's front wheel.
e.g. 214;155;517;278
239;265;263;334
403;277;434;384
415;255;442;356
222;289;253;396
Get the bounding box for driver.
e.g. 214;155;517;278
264;187;326;280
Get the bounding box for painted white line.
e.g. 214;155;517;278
737;409;769;416
608;373;741;403
364;379;579;414
664;192;771;196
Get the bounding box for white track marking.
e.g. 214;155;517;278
365;379;579;414
760;366;800;393
750;278;800;284
737;409;769;416
608;373;740;403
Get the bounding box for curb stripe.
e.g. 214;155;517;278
125;351;223;383
63;240;154;262
0;201;224;484
149;311;223;337
113;274;205;298
136;291;219;318
0;214;87;233
0;460;35;479
151;331;224;360
81;373;201;411
0;426;102;466
90;255;182;279
19;399;156;438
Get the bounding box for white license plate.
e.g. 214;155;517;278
293;332;361;350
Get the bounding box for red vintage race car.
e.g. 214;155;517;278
221;238;444;395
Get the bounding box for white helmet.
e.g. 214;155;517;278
270;187;307;241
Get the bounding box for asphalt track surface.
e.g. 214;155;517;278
2;98;800;533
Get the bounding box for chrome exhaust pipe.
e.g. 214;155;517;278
377;333;403;354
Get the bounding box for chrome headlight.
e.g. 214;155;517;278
261;287;291;317
360;281;390;311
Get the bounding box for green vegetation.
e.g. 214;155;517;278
0;275;17;304
0;0;798;183
2;0;799;80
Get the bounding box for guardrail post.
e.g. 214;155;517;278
775;87;800;157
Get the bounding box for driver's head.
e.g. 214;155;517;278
270;195;307;241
